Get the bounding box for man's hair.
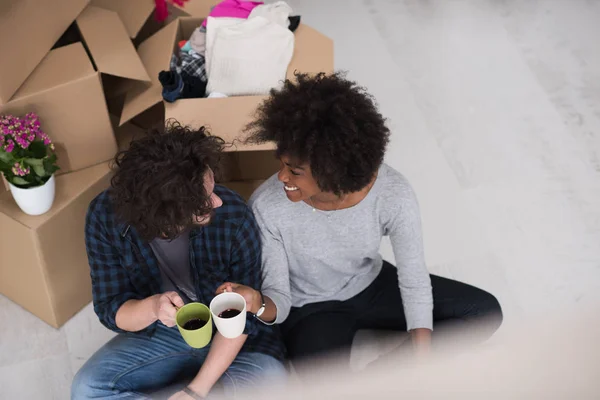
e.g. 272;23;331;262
245;72;390;195
110;120;225;240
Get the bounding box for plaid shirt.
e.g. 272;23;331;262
170;52;207;83
85;185;285;361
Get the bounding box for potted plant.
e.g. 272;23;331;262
0;113;59;215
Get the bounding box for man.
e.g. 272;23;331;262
71;121;286;399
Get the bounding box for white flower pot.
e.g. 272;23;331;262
8;175;56;216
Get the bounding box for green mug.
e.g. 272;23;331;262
176;302;213;348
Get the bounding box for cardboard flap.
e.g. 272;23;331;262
77;6;150;82
287;24;334;78
120;19;180;125
90;0;155;39
11;43;94;100
0;0;90;105
111;115;148;151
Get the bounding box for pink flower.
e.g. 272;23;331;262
0;113;52;156
11;162;30;177
3;139;14;153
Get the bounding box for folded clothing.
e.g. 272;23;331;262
288;15;301;32
189;27;207;55
249;1;293;28
205;17;246;76
159;70;207;102
170;52;207;83
206;16;294;96
201;0;263;27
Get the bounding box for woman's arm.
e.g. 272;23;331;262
386;177;434;349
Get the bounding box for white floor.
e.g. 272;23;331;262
2;0;600;398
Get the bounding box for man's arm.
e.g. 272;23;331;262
86;203;147;332
115;291;184;332
86;200;186;333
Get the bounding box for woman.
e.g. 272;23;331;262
218;72;502;368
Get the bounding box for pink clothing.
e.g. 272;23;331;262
201;0;263;27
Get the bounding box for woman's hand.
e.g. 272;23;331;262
215;282;261;314
168;390;198;400
411;328;432;361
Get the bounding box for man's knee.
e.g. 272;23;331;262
71;363;108;400
221;353;286;395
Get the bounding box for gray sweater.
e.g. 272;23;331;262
249;163;433;331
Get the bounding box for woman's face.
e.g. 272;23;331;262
277;154;321;202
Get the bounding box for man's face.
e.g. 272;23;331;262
194;168;223;226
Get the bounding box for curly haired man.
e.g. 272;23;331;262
72;121;285;399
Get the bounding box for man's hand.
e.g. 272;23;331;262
215;282;261;314
152;291;185;327
115;291;184;332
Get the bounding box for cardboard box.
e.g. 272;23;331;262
221;179;265;202
0;43;118;175
0;3;154;175
120;14;334;148
0;162;112;328
0;0;90;105
90;0;156;40
218;151;279;201
219;151;279;182
112;116;148;152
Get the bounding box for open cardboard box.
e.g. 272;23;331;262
0;0;162;102
0;162;112;328
0;42;118;176
0;0;90;105
120;14;334;147
118;9;333;196
0;3;157;176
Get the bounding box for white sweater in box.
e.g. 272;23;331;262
206;16;295;96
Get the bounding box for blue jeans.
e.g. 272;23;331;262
71;324;286;399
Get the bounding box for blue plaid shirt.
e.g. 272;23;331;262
85;185;285;361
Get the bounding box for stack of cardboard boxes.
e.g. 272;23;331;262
0;0;333;328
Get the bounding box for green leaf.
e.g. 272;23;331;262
11;177;29;186
0;151;13;164
23;157;46;177
0;160;11;171
23;157;44;167
27;141;47;159
32;163;46;177
43;156;60;175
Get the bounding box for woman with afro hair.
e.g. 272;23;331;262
217;72;503;370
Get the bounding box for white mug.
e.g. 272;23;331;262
209;292;247;339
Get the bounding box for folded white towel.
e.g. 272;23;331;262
206;16;295;96
248;1;293;28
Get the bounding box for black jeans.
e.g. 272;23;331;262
281;261;503;364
